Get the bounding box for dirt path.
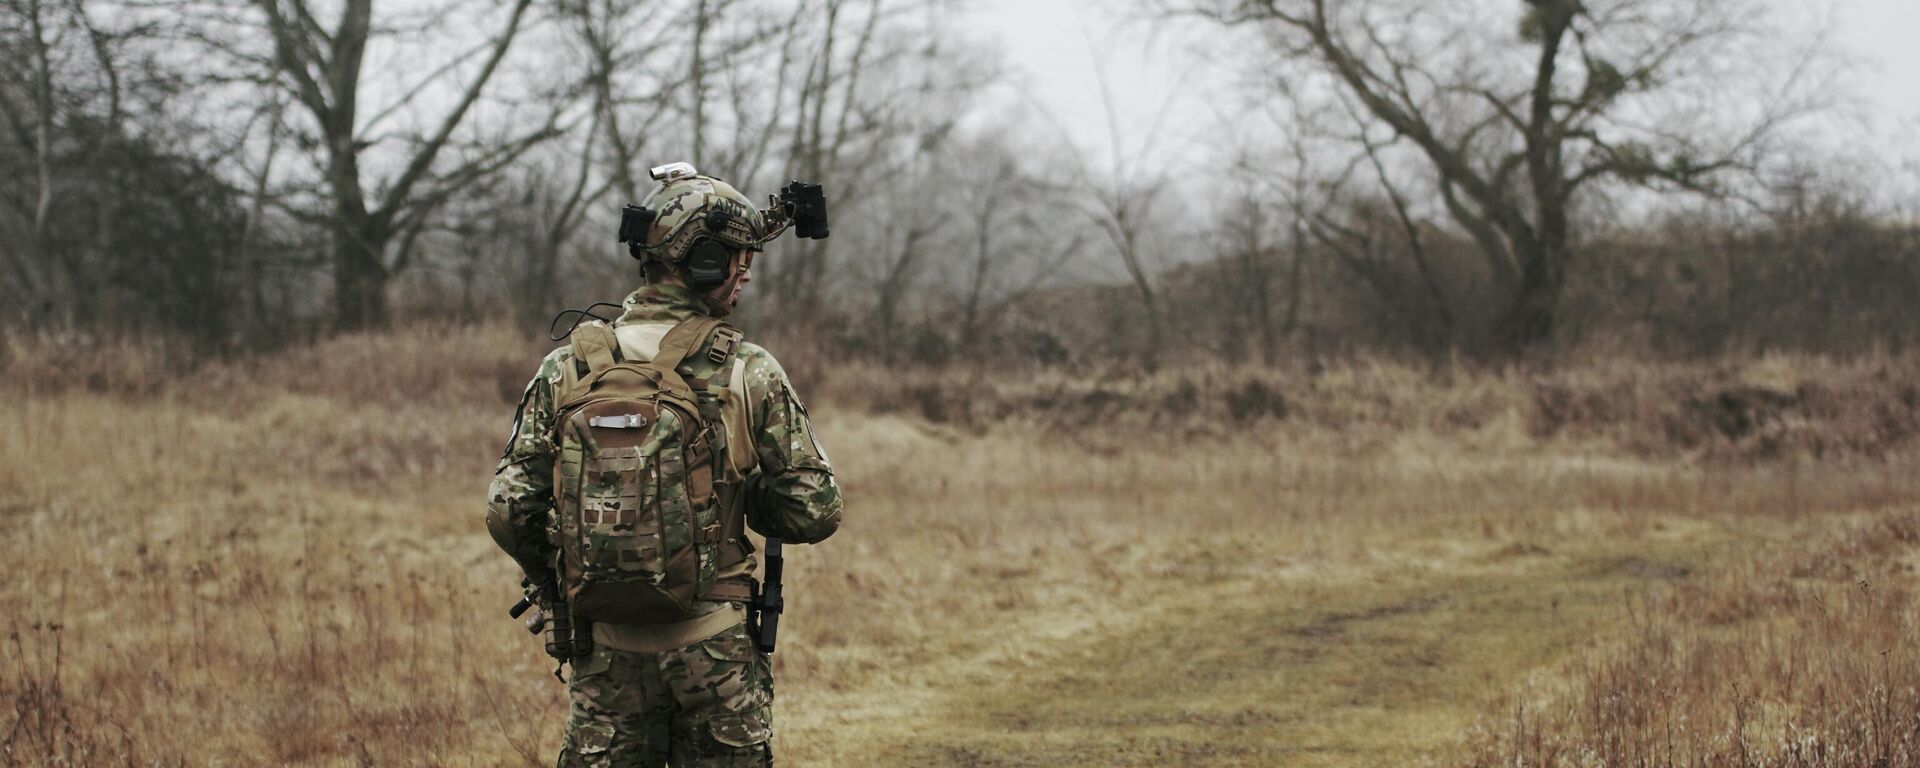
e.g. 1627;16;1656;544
782;517;1786;767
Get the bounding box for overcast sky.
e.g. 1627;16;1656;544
958;0;1920;174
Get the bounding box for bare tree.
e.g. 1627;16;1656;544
1298;125;1464;355
232;92;294;340
568;0;727;204
0;0;256;339
953;139;1022;344
0;0;64;324
762;0;885;310
1180;0;1830;356
1219;153;1290;363
869;209;942;357
1079;170;1165;367
1044;20;1195;370
493;133;608;325
234;0;556;329
761;0;985;312
0;0;140;326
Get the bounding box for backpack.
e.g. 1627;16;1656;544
549;316;753;625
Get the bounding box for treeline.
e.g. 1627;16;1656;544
3;0;1915;366
1147;199;1920;366
4;0;1008;349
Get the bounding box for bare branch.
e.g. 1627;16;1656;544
371;0;535;228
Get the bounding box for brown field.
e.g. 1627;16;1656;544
3;326;1920;767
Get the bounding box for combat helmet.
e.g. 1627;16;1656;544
618;162;767;290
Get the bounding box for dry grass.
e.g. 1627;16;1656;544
2;325;1919;766
815;352;1920;462
1459;513;1920;768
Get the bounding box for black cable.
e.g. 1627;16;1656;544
546;302;625;342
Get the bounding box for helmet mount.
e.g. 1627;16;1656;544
615;161;831;269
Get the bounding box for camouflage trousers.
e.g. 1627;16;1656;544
558;622;774;768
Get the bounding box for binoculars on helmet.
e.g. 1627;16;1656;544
776;181;830;241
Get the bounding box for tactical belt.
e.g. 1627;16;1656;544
593;604;746;653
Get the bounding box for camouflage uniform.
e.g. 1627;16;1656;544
562;623;773;767
487;282;843;768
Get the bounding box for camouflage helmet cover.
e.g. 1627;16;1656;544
636;174;767;268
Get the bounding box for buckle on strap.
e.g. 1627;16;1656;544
708;328;742;365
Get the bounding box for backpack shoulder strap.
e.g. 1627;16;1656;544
556;322;620;406
635;317;724;403
652;317;727;379
568;321;621;374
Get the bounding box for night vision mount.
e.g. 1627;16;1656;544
761;180;830;242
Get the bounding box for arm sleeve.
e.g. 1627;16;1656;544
485;349;566;581
742;347;844;544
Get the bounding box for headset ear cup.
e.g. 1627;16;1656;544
686;239;731;290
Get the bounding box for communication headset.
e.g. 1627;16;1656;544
685;203;753;290
618;197;748;291
684;237;734;290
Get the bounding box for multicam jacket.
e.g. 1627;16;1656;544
486;283;843;650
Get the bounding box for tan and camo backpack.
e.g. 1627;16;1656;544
549;316;753;625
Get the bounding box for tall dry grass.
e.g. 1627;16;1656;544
1460;512;1920;768
2;325;1919;766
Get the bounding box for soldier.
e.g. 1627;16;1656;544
486;165;843;767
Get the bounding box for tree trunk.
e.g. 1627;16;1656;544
960;208;993;346
875;223;930;360
687;0;709;167
1492;0;1575;358
1492;235;1566;356
324;86;386;330
1138;287;1163;371
1280;220;1307;361
1127;234;1163;371
332;230;389;330
1239;207;1276;366
518;237;562;327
